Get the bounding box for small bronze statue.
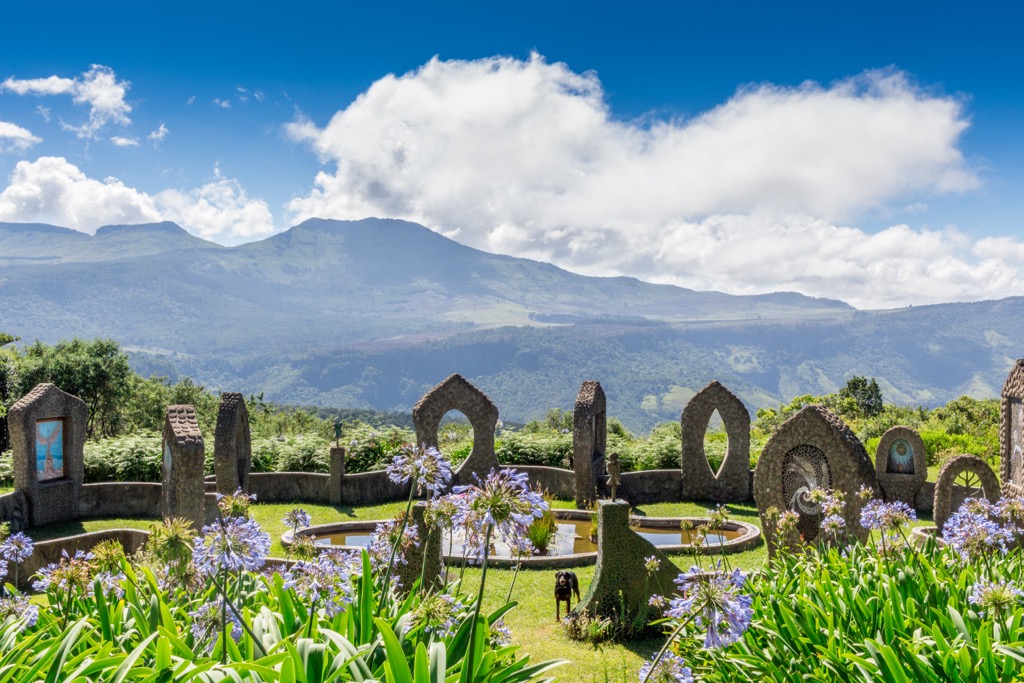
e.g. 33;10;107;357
333;418;344;447
606;451;621;502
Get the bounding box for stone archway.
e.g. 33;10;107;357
1000;359;1024;497
413;374;499;485
680;381;751;502
933;454;1001;533
875;426;927;506
753;404;878;550
573;381;606;508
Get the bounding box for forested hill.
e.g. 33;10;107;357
1;217;1021;431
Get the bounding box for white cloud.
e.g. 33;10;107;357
0;156;275;242
213;98;231;109
110;136;139;147
1;65;131;139
0;121;42;153
187;95;196;105
155;173;275;241
35;105;51;122
286;54;1002;308
0;156;159;228
147;123;169;143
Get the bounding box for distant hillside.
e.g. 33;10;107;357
1;217;1020;431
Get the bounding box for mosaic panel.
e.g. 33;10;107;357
782;444;831;539
35;419;65;482
886;438;915;474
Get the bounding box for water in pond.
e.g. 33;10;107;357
311;520;743;557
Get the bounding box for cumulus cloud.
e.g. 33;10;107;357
110;136;139;147
1;65;131;138
213;98;231;109
286;54;1007;308
0;157;274;242
0;121;42;153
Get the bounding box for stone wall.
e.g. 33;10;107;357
933;454;1001;532
680;381;751;502
0;491;28;532
249;472;331;502
505;465;575;499
619;469;683;504
79;483;163;518
14;528;150;590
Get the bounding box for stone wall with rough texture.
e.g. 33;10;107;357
79;483;163;518
680;381;751;502
576;500;680;619
214;392;251;494
0;491;28;532
875;426;927;505
249;472;331;502
933;454;1001;532
162;405;206;529
8;383;87;527
506;465;575;499
573;381;606;508
619;469;683;504
413;374;499;485
754;405;879;551
1000;359;1024;497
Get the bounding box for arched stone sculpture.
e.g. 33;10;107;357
875;426;927;505
753;405;878;550
8;383;87;526
214;392;251;494
1000;359;1024;497
933;454;1001;533
680;381;751;502
413;374;499;486
573;381;607;508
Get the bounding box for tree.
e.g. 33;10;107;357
0;333;19;452
16;338;134;437
839;376;883;417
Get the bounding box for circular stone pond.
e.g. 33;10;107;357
283;509;761;568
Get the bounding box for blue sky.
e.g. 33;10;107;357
1;1;1022;308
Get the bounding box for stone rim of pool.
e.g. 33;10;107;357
282;509;762;568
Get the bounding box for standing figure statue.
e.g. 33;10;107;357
606;451;621;502
333;418;344;447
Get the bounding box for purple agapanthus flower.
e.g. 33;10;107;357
367;519;420;572
192;516;270;576
283;555;354;617
188;597;243;650
942;505;1014;560
452;468;547;557
282;508;312;530
969;578;1024;616
387;443;453;497
95;570;126;599
489;617;512;647
0;532;34;565
638;652;694;683
667;566;753;649
860;500;917;531
0;594;38;627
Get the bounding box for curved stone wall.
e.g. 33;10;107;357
1000;359;1024;497
933;454;1001;532
875;426;927;505
680;381;751;502
413;374;499;485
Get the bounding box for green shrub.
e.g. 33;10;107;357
83;432;163;482
252;434;331;473
496;431;573;469
0;450;11;487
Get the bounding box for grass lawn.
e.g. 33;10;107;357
25;497;772;682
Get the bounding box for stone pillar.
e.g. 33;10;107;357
214;392;251;495
8;383;87;527
162;405;206;530
573;381;606;509
329;445;345;504
413;374;499;486
680;381;751;502
576;500;679;619
396;501;443;593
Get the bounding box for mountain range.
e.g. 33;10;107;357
1;217;1021;431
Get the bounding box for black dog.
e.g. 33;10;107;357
554;570;581;621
